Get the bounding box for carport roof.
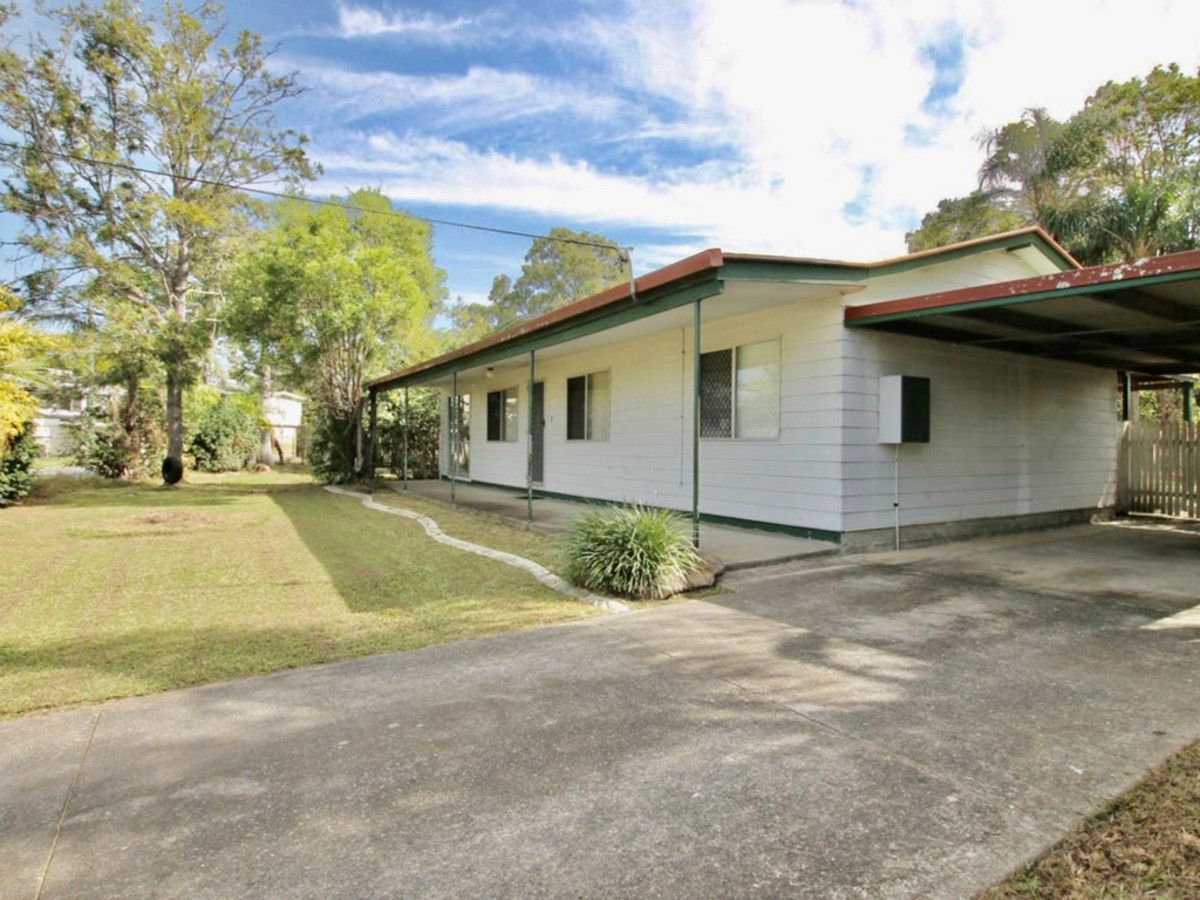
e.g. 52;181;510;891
844;249;1200;375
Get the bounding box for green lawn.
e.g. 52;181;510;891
369;488;567;574
0;469;596;718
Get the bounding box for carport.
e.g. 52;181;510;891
845;248;1200;520
844;248;1200;388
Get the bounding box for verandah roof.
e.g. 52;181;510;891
844;249;1200;376
367;227;1075;392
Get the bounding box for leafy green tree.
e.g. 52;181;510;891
0;288;53;445
453;227;626;341
225;190;444;481
0;0;314;479
905;191;1024;252
907;65;1200;264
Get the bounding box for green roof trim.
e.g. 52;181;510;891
866;231;1077;278
378;274;725;389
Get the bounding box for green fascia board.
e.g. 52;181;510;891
868;232;1076;278
845;267;1200;328
440;476;842;544
377;276;725;390
722;259;865;283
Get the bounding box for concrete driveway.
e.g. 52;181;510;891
4;521;1199;899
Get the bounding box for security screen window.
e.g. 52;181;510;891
486;388;518;441
700;339;780;439
566;371;610;440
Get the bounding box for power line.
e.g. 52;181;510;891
0;139;634;257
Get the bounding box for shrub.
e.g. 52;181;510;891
0;421;39;506
563;504;701;599
187;395;261;472
307;408;356;484
70;403;163;479
377;387;441;479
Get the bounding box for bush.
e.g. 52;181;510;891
307;408;356;484
0;421;39;507
70;403;164;479
187;395;261;472
377;387;440;479
563;504;701;599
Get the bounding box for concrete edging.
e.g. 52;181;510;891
323;486;628;613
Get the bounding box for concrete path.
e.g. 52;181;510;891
391;479;836;570
3;522;1198;898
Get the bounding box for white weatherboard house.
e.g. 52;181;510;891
367;228;1200;549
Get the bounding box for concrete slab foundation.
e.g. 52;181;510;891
388;479;836;570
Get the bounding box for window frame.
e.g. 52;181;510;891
485;386;519;442
700;337;782;442
565;369;611;442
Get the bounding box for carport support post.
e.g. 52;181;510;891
450;371;457;504
402;387;409;490
692;297;701;548
527;350;535;523
1121;371;1132;422
1184;383;1194;423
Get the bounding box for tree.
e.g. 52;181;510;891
0;287;52;446
907;66;1200;265
225;190;444;481
0;0;315;479
1071;64;1200;262
453;227;626;341
905;191;1024;252
0;287;53;505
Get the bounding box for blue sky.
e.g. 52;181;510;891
6;0;1200;307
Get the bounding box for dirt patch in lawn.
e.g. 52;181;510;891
136;510;217;528
67;509;226;538
983;738;1200;898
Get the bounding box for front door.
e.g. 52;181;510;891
531;381;545;483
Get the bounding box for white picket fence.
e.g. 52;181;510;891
1120;420;1200;518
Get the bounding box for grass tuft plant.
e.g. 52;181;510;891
563;504;702;600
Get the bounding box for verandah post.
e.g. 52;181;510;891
402;386;409;490
527;350;535;524
692;297;701;548
450;371;457;504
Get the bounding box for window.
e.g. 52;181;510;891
566;371;610;440
486;388;518;442
699;339;780;439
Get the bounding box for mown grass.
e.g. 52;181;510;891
983;738;1200;899
0;468;596;718
368;487;566;574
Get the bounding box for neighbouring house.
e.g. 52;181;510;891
32;406;82;456
262;391;305;463
366;227;1200;550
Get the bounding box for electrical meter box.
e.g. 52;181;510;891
879;375;930;444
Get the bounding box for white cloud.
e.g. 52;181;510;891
293;60;622;126
315;131;901;258
311;0;1200;263
334;4;478;41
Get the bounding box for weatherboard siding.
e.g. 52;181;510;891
840;252;1119;534
440;293;846;533
431;245;1118;537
